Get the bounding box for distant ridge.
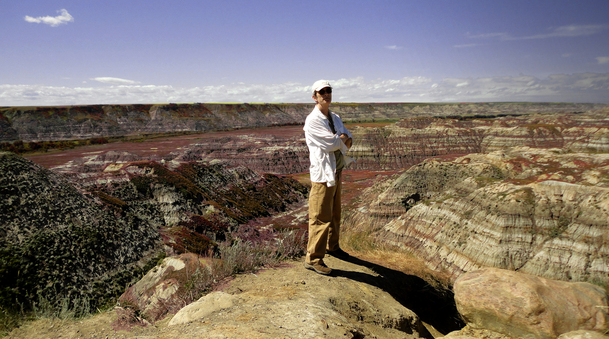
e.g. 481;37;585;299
1;102;605;142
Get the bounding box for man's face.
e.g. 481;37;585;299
313;87;332;106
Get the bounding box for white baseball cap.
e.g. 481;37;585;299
312;80;332;95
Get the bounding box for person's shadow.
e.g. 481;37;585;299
330;254;464;337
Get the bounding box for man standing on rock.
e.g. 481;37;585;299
303;80;353;275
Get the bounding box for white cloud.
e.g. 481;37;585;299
468;24;608;41
93;77;139;85
467;32;509;40
24;9;74;27
1;73;609;106
454;43;480;48
547;24;608;38
597;57;609;65
385;45;403;50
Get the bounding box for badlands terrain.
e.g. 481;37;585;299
1;102;609;338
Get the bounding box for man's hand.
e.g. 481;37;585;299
340;134;352;149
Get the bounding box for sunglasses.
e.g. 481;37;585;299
318;88;332;95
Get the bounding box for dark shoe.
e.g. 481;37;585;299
327;248;350;259
304;260;332;275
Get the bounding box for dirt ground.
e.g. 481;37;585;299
6;254;458;339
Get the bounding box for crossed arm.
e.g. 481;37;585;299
340;133;352;149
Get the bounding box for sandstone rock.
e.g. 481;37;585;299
168;291;236;326
119;253;213;322
166;256;432;338
440;325;510;339
557;330;609;339
346;147;609;286
454;268;609;339
442;325;514;338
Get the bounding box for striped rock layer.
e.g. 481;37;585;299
346;147;609;286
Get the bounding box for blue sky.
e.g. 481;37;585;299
1;0;608;105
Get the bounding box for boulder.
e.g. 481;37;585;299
454;268;609;339
168;291;236;326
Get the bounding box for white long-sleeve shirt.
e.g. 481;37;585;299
303;106;353;187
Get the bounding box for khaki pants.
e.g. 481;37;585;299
306;170;342;265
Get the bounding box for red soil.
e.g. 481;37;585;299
24;126;305;168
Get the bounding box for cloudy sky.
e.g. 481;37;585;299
1;0;608;106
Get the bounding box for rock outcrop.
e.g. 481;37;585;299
5;256;447;339
119;253;214;322
167;291;237;327
345;146;609;286
157;256;432;338
453;268;608;339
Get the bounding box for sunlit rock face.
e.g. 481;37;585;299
1;102;603;142
0;104;312;142
347;109;609;171
346;147;609;285
454;267;609;339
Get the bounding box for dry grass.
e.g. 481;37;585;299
340;229;452;291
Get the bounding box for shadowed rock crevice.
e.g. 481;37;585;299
332;255;464;335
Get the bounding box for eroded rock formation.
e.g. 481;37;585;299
0;152;163;313
345;146;609;286
1;102;603;142
0;151;308;315
348;109;609;171
3;103;609;337
43;108;609;177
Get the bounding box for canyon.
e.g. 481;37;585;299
2;102;609;338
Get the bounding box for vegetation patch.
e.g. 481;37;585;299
162;226;217;256
548;216;571;238
0;137;109;155
92;190;128;211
